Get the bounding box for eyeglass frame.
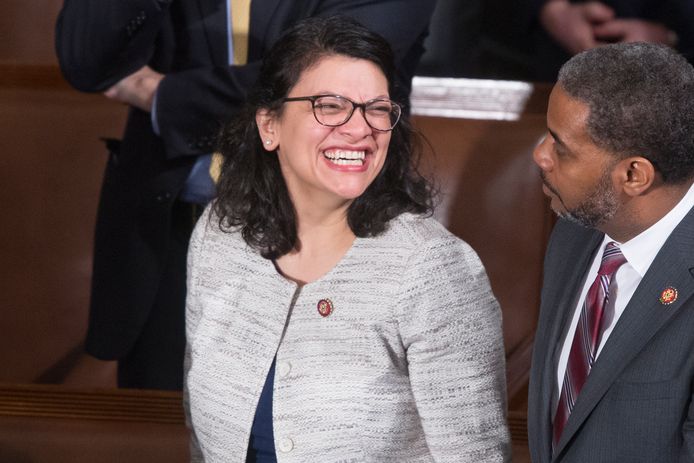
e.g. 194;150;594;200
281;94;402;132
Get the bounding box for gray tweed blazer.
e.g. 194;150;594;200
184;210;511;462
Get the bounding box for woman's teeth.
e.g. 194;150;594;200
323;150;366;166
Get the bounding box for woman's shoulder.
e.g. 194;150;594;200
385;212;467;249
380;213;484;272
189;204;256;260
195;204;243;238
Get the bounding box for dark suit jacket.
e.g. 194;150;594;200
55;0;436;359
528;206;694;462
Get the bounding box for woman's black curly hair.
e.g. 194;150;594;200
213;15;433;259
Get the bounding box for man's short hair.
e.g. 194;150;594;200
558;42;694;183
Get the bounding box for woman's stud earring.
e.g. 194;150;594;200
265;140;272;145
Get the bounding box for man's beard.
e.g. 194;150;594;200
540;169;619;229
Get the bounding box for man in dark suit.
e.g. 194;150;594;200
528;42;694;462
55;0;436;390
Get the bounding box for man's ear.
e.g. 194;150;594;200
256;109;279;151
619;156;656;197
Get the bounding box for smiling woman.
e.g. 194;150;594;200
257;55;393;228
185;16;511;462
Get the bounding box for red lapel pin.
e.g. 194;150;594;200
317;298;334;317
659;287;678;305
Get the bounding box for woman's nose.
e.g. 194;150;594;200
338;107;373;138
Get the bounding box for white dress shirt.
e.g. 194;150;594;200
556;182;694;397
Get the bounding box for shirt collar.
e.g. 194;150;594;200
605;181;694;277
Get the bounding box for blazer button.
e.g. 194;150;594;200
278;361;292;378
278;437;294;453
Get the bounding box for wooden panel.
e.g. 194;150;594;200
0;417;189;463
0;385;188;463
0;86;126;383
0;63;70;89
0;0;63;64
0;384;184;424
0;385;528;462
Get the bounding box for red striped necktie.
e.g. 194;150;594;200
553;241;627;449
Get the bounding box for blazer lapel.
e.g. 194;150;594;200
196;0;229;67
554;206;694;458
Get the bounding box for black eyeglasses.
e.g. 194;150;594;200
282;94;402;132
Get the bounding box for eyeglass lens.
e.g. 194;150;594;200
313;96;400;131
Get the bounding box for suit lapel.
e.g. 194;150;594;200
196;0;284;65
547;235;603;377
532;224;603;463
196;0;230;67
554;206;694;458
546;236;602;459
247;0;282;61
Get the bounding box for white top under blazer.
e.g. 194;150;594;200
184;209;511;462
